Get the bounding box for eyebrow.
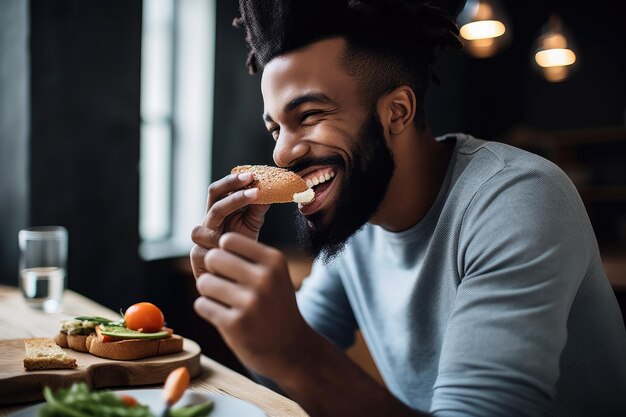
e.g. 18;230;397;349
263;93;334;123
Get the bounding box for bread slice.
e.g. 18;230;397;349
54;333;89;352
24;338;78;370
85;333;184;360
67;334;90;352
54;332;68;348
232;165;313;204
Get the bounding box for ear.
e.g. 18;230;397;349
376;85;416;136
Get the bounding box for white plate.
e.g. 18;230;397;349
10;388;266;417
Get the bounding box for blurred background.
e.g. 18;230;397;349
1;0;625;377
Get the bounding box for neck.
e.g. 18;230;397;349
371;128;453;232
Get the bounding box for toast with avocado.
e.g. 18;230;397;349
55;303;184;361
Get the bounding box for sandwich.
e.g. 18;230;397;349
55;302;183;361
232;165;314;204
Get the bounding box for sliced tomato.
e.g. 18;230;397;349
95;325;122;343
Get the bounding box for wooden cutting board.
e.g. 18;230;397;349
0;337;201;405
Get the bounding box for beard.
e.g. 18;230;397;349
296;110;395;262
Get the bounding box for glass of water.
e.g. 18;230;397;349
18;226;68;313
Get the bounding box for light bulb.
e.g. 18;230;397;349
457;0;511;58
533;15;577;82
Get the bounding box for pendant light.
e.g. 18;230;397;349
533;15;577;82
457;0;511;58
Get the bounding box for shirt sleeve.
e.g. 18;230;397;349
431;164;591;417
297;258;358;350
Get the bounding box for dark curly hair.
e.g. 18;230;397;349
235;0;462;129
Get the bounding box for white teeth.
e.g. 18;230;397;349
306;171;335;188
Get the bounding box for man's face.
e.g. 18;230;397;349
261;38;395;261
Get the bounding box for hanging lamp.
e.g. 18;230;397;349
533;15;577;82
457;0;511;58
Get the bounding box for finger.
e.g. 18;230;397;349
204;247;259;285
206;172;255;211
190;245;208;278
193;296;235;328
191;225;222;250
203;188;259;229
196;272;252;308
243;204;272;228
219;232;281;264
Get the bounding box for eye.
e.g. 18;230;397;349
268;126;280;141
300;110;323;124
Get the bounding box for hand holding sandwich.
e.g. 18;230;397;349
190;165;313;279
190;171;269;278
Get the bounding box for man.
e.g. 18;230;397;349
190;1;626;416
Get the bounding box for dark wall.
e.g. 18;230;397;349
426;0;626;139
29;0;144;309
0;0;29;285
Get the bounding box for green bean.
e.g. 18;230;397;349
170;401;214;417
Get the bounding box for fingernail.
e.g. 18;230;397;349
238;172;252;181
243;188;258;198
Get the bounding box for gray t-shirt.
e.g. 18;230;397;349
297;134;626;416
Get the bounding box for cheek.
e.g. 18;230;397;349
305;122;358;154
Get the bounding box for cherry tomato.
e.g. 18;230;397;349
124;302;165;333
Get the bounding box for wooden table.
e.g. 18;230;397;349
0;285;308;417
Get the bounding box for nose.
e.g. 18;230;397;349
272;130;311;168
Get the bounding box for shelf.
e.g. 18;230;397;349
506;127;626;148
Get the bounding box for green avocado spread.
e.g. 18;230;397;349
98;325;170;340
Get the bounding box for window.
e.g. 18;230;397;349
139;0;215;259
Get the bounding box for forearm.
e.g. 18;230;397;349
274;329;430;417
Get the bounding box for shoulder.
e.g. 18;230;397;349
448;134;586;226
454;134;572;184
463;139;586;228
